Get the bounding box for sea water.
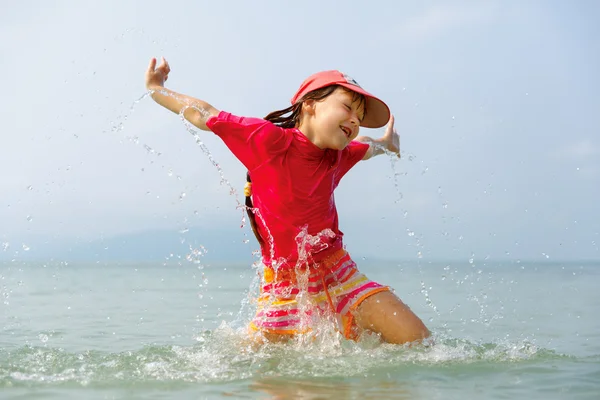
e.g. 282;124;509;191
1;259;599;399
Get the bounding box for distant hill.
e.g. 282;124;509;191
0;227;258;263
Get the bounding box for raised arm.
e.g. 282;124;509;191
356;115;400;160
145;57;219;131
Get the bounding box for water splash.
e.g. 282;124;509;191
111;92;150;135
172;96;283;262
232;261;262;330
0;331;567;388
1;273;10;306
293;226;336;270
385;150;440;321
168;97;253;237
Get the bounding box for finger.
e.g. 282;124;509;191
147;57;157;73
159;57;171;75
161;56;170;71
384;114;395;136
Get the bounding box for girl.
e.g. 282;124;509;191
145;57;430;345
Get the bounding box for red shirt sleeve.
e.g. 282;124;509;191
206;111;291;171
335;140;369;183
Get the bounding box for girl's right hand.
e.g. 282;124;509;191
145;57;171;90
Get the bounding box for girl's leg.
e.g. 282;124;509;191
260;331;293;343
353;291;430;344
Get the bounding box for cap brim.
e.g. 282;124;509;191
338;82;390;129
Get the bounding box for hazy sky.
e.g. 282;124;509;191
1;0;598;262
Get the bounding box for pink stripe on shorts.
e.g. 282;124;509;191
249;250;389;340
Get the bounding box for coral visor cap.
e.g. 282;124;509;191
290;70;391;129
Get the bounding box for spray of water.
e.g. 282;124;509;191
382;147;441;324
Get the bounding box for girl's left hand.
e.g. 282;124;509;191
382;115;400;156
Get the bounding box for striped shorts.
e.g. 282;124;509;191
249;249;389;340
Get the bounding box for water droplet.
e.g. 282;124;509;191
22;244;30;251
39;334;49;343
26;215;32;222
179;192;186;201
27;185;33;191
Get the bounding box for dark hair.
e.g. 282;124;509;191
245;85;366;247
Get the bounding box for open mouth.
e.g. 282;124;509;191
340;126;352;139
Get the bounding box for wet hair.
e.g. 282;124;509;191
245;85;366;246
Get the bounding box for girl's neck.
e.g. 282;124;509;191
297;120;326;150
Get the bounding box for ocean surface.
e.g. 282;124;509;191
1;258;599;399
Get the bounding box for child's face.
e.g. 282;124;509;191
308;87;365;150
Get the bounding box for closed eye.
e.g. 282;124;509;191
344;102;364;123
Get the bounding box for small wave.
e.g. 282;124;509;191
0;325;573;388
